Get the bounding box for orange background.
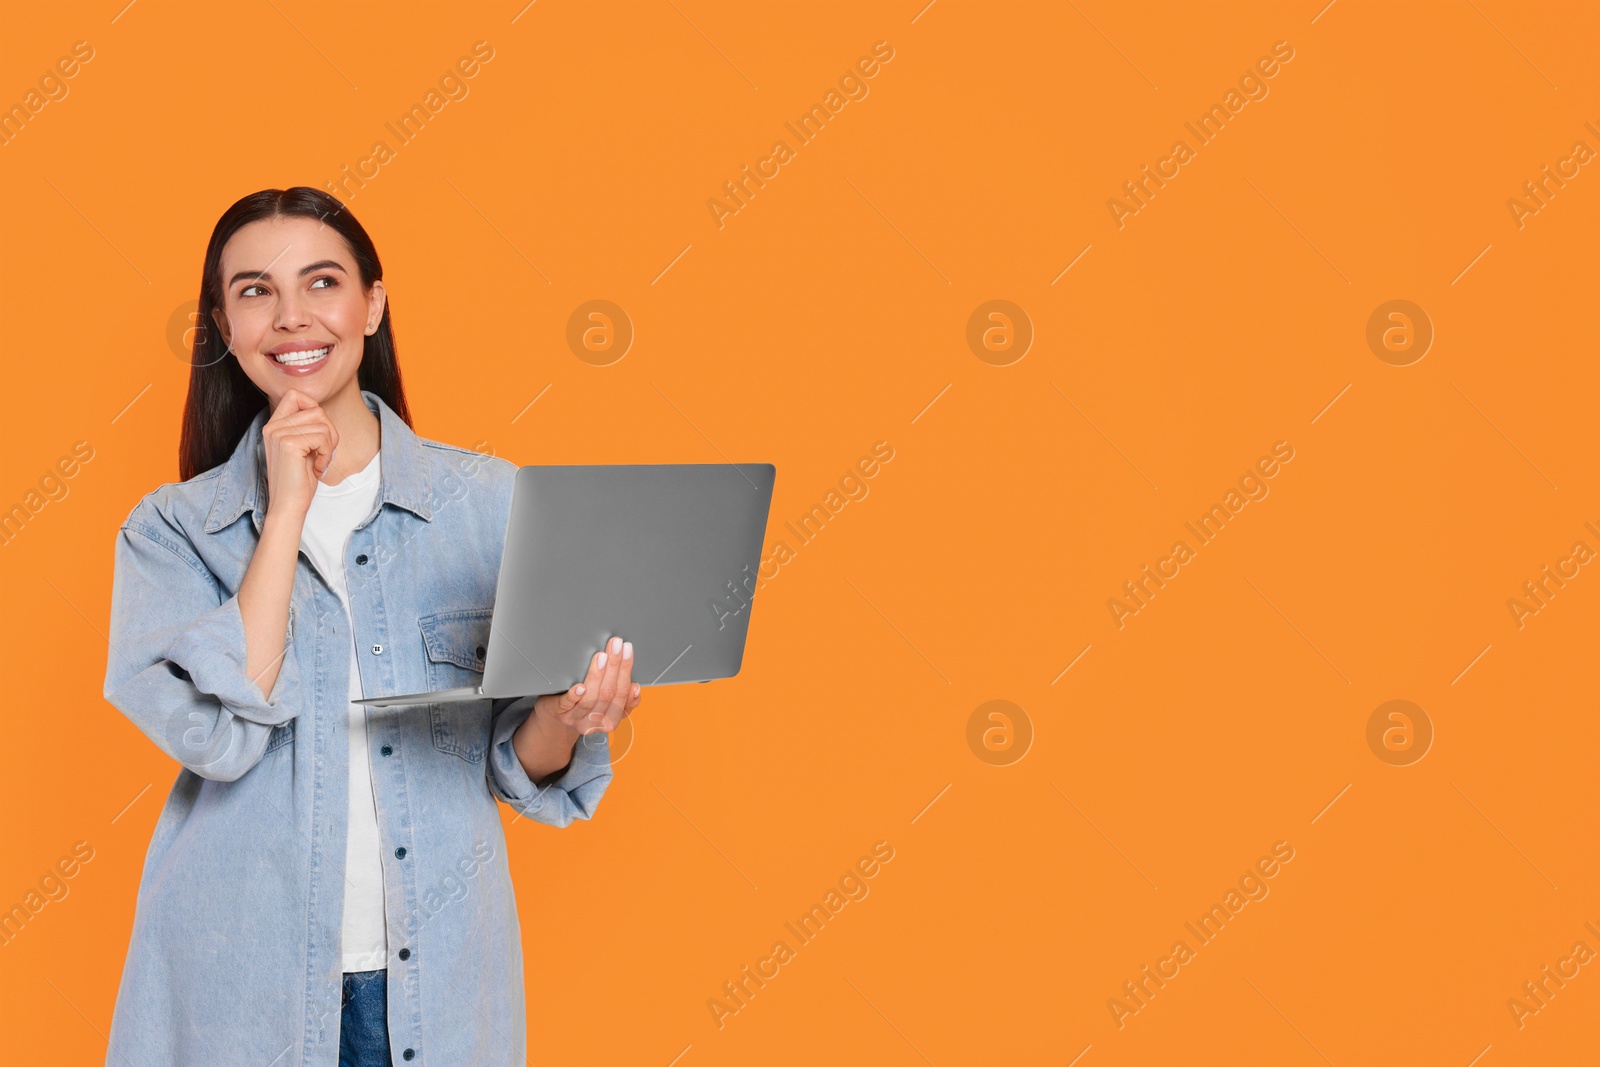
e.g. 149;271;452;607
3;1;1598;1063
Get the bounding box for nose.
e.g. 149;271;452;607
273;286;312;331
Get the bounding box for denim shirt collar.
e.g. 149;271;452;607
204;388;434;533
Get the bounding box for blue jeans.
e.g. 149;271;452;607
339;969;391;1066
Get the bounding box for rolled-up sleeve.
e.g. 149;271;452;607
486;697;613;827
103;518;300;782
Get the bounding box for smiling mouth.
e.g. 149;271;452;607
272;346;331;367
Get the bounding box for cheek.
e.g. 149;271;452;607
221;300;269;339
324;292;373;339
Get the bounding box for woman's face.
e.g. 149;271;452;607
211;215;385;410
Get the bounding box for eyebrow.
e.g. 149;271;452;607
228;260;348;289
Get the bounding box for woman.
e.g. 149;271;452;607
102;187;639;1066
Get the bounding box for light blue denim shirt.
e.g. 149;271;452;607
101;389;612;1066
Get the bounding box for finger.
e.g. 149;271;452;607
612;684;640;727
305;413;340;477
265;400;338;437
297;432;333;479
554;683;586;715
313;433;338;478
268;388;320;421
592;636;623;727
270;414;340;478
541;684;590;734
571;684;609;734
280;426;335;478
268;388;331;425
266;424;330;463
568;646;608;726
601;640;635;731
264;412;335;450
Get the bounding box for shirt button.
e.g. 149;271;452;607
398;947;411;961
371;644;383;655
380;745;393;757
476;645;486;661
395;847;407;859
356;554;369;565
403;1049;415;1060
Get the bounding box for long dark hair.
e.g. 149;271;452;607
177;187;411;481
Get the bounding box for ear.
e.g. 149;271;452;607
209;307;231;348
366;278;387;334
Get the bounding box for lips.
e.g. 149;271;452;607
270;345;331;367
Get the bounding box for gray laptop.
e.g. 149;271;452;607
354;462;776;706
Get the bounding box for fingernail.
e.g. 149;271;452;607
596;652;608;670
573;685;585;696
610;636;622;654
622;641;633;659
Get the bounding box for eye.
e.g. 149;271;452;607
240;283;267;298
310;275;338;289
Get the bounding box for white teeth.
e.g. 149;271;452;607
273;346;330;366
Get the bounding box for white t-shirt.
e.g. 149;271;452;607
298;451;388;973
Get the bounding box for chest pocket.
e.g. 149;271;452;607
419;608;495;764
